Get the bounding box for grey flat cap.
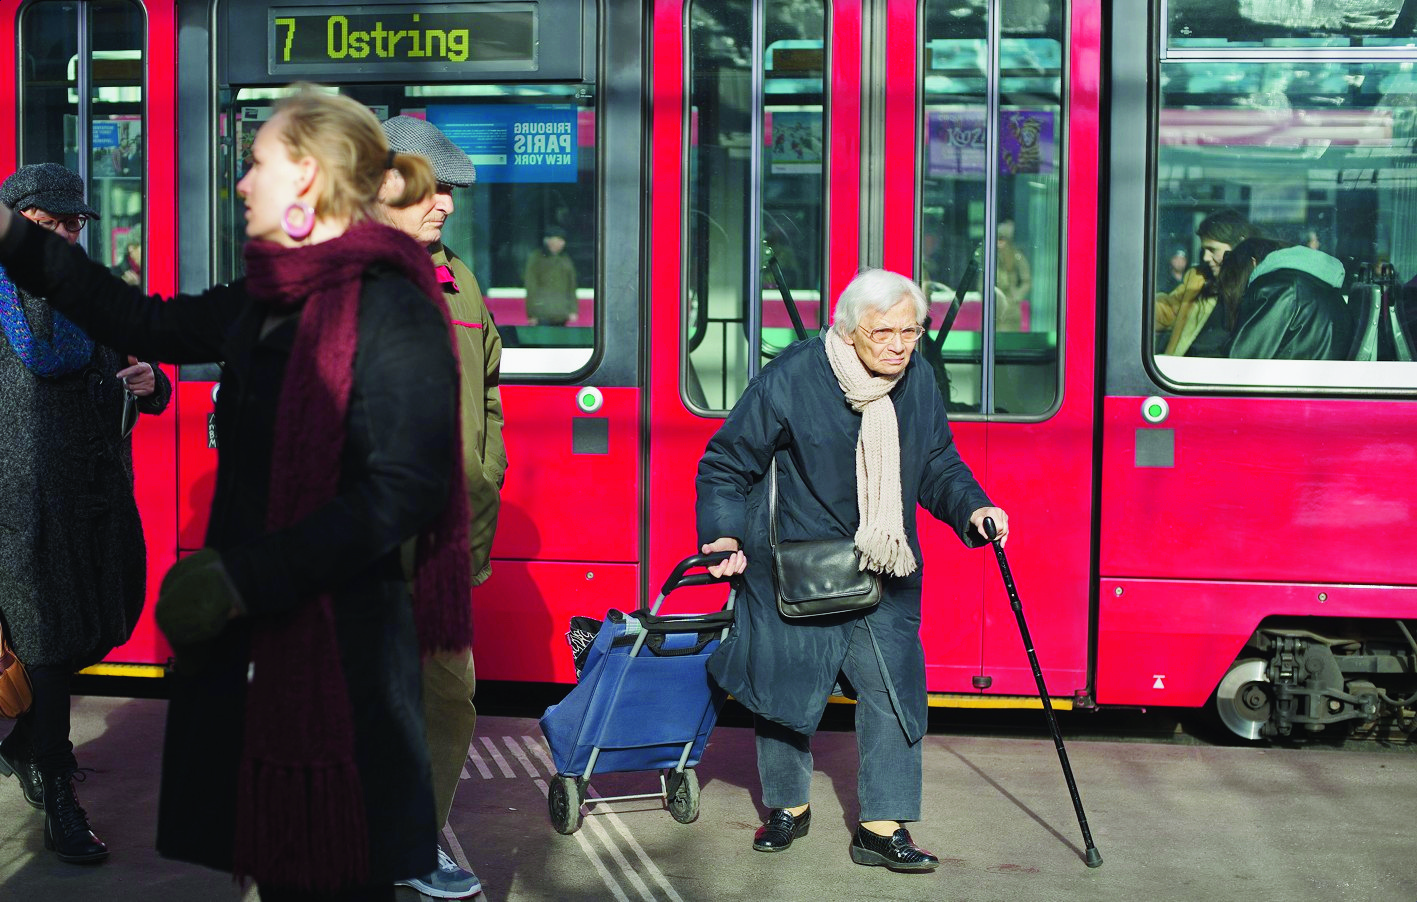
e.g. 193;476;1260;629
382;116;477;188
0;163;100;219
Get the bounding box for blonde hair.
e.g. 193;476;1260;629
832;269;928;337
272;84;435;223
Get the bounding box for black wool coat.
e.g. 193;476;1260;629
696;335;992;744
0;282;171;667
0;216;458;884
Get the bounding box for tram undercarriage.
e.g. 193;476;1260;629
1215;621;1417;742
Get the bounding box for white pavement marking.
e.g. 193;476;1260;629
441;824;472;873
520;734;557;774
502;734;543;779
586;784;687;902
580;801;658;902
478;735;516;778
465;742;494;780
534;776;631;902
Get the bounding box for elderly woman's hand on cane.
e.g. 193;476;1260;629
970;506;1010;547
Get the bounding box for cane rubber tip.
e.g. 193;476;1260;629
1085;847;1103;868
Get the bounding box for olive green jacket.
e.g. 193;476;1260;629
432;243;507;585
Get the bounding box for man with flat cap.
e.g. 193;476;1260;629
0;163;170;864
376;115;505;900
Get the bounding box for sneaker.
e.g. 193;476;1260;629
396;847;483;898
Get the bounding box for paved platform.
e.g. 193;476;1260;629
1;696;1414;901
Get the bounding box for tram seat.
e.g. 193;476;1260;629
1348;280;1415;362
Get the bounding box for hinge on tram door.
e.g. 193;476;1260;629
972;675;993;689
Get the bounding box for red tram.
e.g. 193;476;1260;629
3;0;1414;742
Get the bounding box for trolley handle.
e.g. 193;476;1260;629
658;551;736;596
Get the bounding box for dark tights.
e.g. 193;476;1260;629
1;663;77;775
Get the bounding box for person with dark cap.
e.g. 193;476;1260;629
524;224;578;326
377;114;505;900
0;162;171;864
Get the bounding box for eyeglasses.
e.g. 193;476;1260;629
23;211;88;234
858;324;926;344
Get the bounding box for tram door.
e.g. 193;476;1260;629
647;1;1096;700
879;0;1098;698
180;0;647;682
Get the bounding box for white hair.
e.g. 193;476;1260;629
831;269;928;337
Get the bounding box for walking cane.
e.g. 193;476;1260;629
983;518;1103;868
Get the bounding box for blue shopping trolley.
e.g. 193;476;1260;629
539;552;737;835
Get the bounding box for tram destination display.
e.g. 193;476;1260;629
268;3;536;74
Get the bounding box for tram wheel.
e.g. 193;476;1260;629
665;768;701;824
549;775;584;835
1214;658;1273;741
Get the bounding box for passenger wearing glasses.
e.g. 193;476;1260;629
0;162;170;864
696;268;1008;872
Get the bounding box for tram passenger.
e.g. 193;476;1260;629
0;162;171;865
523;225;578;326
994;219;1030;331
1155;208;1255;356
377;114;506;901
0;86;471;902
112;225;142;286
696;269;1009;872
1214;237;1354;360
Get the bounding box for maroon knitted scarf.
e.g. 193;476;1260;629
232;221;473;892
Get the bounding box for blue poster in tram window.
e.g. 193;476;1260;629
427;105;578;184
92;121;121;149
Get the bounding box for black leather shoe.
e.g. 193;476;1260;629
42;770;108;864
849;825;939;872
753;807;811;852
0;744;43;809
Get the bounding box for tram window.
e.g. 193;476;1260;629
1167;0;1417;51
685;0;828;413
1151;53;1417;390
918;1;1065;417
18;1;146;287
217;84;596;377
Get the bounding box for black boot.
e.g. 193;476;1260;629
42;770;108;863
0;743;43;809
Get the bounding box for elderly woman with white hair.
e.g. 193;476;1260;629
697;268;1009;872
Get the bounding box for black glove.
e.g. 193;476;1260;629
156;549;243;657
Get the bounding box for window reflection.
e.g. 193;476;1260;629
218;84;597;376
1153;57;1417;379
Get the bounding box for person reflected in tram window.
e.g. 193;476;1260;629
1158;247;1188;294
523;225;578;326
0;86;472;902
112;225;142;286
1304;228;1322;251
1213;237;1354;361
696;269;1009;873
1155;208;1255;357
377;114;505;901
0;163;171;866
994;219;1030;331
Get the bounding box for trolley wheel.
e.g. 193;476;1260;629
665;768;700;824
548;775;584;835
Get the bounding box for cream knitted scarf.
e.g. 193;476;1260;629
823;329;917;577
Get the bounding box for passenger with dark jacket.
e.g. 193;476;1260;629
0;87;470;902
0;163;170;865
1214;239;1354;360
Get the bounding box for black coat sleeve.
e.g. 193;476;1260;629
0;213;240;363
917;373;992;547
220;278;460;616
695;373;789;547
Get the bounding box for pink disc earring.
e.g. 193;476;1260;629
282;201;316;240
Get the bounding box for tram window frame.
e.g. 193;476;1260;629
682;0;831;416
1147;18;1417;395
216;83;599;380
17;0;148;289
916;1;1068;421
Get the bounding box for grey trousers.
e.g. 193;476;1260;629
755;618;922;822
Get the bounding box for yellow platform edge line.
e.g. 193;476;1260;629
828;693;1074;711
78;663;167;679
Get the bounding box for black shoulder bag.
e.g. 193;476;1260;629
769;459;883;619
